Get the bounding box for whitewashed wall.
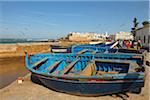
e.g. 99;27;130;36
136;26;150;48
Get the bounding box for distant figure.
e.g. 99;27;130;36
132;40;142;50
129;40;132;48
131;40;136;48
133;40;138;49
124;40;131;48
137;40;142;50
126;41;130;48
123;40;127;48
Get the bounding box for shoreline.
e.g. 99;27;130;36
0;42;54;58
0;41;80;58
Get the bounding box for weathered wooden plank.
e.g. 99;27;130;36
132;55;143;59
76;49;88;55
79;61;96;76
46;59;63;71
94;59;131;64
92;51;97;54
96;70;118;75
62;59;79;74
32;57;48;68
51;70;60;75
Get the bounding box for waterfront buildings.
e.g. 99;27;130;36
67;32;109;42
135;24;150;49
115;32;134;40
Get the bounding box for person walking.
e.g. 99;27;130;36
137;39;142;50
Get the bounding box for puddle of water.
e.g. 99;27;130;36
0;56;29;89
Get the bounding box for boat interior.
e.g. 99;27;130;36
30;49;144;66
28;54;142;78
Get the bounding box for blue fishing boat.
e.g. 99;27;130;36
25;53;144;96
76;41;115;47
30;50;144;66
72;43;111;53
72;45;145;54
50;41;115;53
50;41;145;55
51;45;72;53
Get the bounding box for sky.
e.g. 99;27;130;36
0;1;149;39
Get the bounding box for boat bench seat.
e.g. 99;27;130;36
32;57;49;68
46;59;64;73
46;60;63;71
92;51;97;54
62;59;79;74
79;61;96;76
78;61;119;76
76;49;88;55
96;70;118;75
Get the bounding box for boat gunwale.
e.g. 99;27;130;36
35;73;144;84
32;52;144;57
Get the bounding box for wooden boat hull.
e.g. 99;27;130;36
51;45;71;53
25;53;145;96
37;74;144;96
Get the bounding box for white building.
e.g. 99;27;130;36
135;24;150;48
115;31;134;40
67;32;109;42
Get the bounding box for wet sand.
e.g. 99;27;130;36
0;56;29;89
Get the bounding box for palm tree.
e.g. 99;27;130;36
142;21;149;26
131;18;139;39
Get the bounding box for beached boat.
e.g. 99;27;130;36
51;45;72;53
77;41;115;47
50;42;145;55
72;45;145;54
25;53;144;96
30;50;144;66
71;42;115;53
50;42;115;53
